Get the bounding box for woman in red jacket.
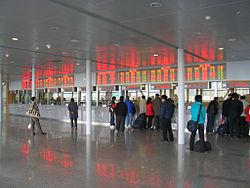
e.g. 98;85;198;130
146;97;154;129
244;104;250;135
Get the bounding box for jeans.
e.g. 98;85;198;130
190;125;204;150
70;117;77;128
229;117;240;137
154;115;160;130
110;112;115;126
116;116;125;132
206;113;215;133
125;113;133;127
161;118;174;141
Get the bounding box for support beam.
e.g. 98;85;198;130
177;48;185;145
86;60;92;135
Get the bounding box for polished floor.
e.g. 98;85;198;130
0;116;249;188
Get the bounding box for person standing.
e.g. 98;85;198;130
189;95;206;151
152;94;161;131
27;97;46;135
240;95;249;136
229;93;243;138
244;104;250;136
68;98;78;129
146;97;154;129
222;93;233;135
206;97;219;134
114;96;128;133
160;95;174;142
139;95;146;114
109;96;116;127
125;96;134;128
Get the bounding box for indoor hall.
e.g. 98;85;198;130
0;116;249;188
1;0;250;188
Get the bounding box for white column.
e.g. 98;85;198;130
96;86;99;107
177;48;185;145
0;72;2;122
31;61;36;97
214;81;218;97
86;60;92;135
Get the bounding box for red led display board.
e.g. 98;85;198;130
22;75;74;89
96;64;226;85
151;84;172;90
185;83;208;89
222;81;250;88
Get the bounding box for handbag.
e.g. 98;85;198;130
187;105;202;132
26;103;40;118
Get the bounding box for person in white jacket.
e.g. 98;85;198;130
139;96;146;114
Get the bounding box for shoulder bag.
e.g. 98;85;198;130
187;105;202;132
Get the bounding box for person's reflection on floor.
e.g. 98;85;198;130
71;129;78;143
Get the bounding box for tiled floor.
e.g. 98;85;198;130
0;115;249;188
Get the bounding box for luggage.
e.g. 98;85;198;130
217;124;226;136
194;140;212;152
132;113;146;130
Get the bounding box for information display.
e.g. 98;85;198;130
222;81;250;88
96;64;226;85
22;75;74;89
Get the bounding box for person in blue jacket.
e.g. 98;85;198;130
190;95;206;150
125;96;135;128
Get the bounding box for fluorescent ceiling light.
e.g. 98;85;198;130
154;54;158;57
205;16;211;20
228;38;236;42
218;47;224;50
76;63;80;66
150;3;162;8
5;53;9;57
71;39;79;43
46;44;51;49
11;37;19;41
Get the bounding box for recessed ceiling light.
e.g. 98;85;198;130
154;54;159;57
35;47;39;50
10;61;15;64
228;38;236;42
218;47;224;50
51;26;59;31
70;39;79;43
11;37;19;41
5;53;9;57
76;63;80;66
62;52;67;55
194;32;201;35
150;2;162;8
46;44;51;49
236;10;241;14
205;16;211;20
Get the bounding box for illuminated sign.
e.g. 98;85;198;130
96;64;226;85
151;84;172;90
222;81;250;88
22;75;74;89
185;83;208;89
123;85;140;90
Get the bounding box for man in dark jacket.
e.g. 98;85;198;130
206;97;219;134
160;95;174;142
229;93;243;138
68;98;78;129
114;96;128;133
222;93;233;135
